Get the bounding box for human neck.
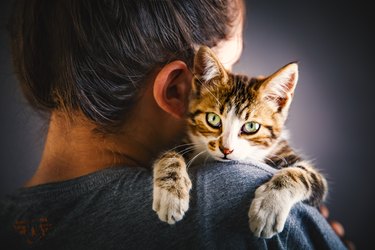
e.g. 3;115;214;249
25;110;174;187
25;73;187;187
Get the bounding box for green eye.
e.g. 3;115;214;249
242;122;260;135
206;113;222;128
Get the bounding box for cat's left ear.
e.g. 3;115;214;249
192;46;229;94
260;62;298;115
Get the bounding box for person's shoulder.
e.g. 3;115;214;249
281;203;347;249
192;159;276;174
189;160;277;208
189;161;347;249
190;160;276;187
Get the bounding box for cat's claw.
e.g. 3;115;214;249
248;184;294;238
152;178;191;224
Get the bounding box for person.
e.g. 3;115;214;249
0;0;350;249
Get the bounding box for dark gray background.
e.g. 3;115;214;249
0;1;373;249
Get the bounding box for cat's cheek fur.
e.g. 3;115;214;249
189;133;213;155
232;140;271;162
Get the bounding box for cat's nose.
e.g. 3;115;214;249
220;146;234;155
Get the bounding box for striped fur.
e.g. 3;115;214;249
153;46;328;238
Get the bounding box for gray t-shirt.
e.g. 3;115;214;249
0;161;346;250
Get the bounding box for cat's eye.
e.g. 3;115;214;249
206;113;222;128
241;122;260;135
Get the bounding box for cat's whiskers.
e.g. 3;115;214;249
168;143;198;152
177;146;197;157
186;151;206;169
203;153;211;166
173;142;202;155
266;153;288;167
263;156;276;166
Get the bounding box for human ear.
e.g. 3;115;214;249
153;60;192;119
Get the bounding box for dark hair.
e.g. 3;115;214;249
9;0;240;132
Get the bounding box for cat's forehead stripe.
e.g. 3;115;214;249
218;74;256;117
219;105;225;115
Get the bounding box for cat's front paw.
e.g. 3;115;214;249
152;175;192;224
248;184;294;238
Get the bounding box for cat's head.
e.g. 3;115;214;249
188;46;298;162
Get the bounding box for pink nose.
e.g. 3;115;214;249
220;147;233;155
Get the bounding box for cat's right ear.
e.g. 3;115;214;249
192;46;229;93
260;62;299;116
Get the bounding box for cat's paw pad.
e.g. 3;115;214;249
248;185;294;238
152;177;192;224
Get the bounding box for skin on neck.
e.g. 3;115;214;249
26;75;187;187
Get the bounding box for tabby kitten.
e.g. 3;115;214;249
152;46;327;238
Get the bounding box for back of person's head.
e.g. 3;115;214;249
8;0;242;132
